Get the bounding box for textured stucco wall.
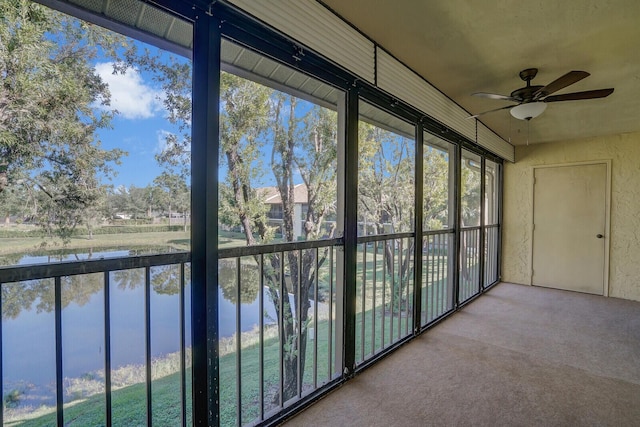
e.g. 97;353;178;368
502;131;640;302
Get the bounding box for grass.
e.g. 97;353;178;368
6;369;193;427
7;275;453;426
0;231;191;257
0;227;256;258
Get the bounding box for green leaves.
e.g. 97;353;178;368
0;0;128;243
358;122;416;235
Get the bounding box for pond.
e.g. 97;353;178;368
1;249;285;408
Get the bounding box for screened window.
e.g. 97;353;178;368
218;40;340;245
357;102;415;236
461;149;482;228
217;39;344;425
423;133;453;231
485;159;500;225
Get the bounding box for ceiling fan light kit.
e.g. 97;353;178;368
470;68;614;120
510;102;547;120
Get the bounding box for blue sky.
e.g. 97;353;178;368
92;54;186;189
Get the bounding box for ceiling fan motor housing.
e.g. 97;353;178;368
511;85;544;102
470;67;613;120
511;68;542;102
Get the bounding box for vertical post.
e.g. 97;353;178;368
334;91;346;376
446;144;457;311
235;258;242;426
452;145;462;309
313;248;319;389
497;163;504;283
413;124;424;333
371;242;377;353
296;250;302;398
278;253;284;407
258;255;264;420
342;86;359;376
145;267;152;427
328;248;334;379
0;281;3;427
104;272;112;427
479;157;486;292
191;13;221;427
54;277;64;426
179;264;186;427
360;242;367;361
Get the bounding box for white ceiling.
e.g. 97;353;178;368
320;0;640;146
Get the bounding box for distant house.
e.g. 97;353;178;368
259;184;308;239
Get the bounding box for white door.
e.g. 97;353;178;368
532;163;608;295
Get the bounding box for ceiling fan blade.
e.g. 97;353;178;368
467;104;514;119
534;71;590;98
472;92;518;102
544;88;614;102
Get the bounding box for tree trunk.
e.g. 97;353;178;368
0;170;6;194
280;249;313;401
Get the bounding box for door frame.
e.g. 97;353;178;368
529;160;611;296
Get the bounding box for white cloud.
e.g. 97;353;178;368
155;129;173;155
95;62;163;120
155;129;190;155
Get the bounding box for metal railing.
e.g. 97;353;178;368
484;225;500;287
354;233;415;366
0;224;501;426
459;227;481;303
0;253;192;426
421;230;454;326
217;238;342;426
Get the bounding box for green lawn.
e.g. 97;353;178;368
0;231;191;257
9;275;452;427
7;368;193;427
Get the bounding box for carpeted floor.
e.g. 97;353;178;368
283;282;640;426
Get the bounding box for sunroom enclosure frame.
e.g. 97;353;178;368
1;1;507;426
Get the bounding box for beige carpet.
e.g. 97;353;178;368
283;283;640;426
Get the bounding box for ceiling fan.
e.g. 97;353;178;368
469;68;614;120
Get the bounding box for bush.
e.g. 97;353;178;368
0;225;189;238
91;225;188;235
4;389;22;408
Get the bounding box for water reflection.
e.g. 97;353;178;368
1;250;275;410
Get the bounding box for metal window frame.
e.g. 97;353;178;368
191;12;221;427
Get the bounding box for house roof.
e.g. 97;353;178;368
259;184;308;205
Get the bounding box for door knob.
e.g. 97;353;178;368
596;234;604;239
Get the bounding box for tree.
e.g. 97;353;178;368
131;41;414;406
154;172;190;229
2;273;104;320
461;158;482;227
218;73;272;244
423;145;450;230
460;156;482;281
358;123;415;311
217;71;338;402
261;94;338;400
0;175;31;224
0;0;126;242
